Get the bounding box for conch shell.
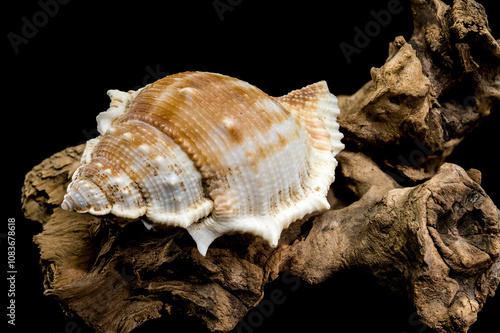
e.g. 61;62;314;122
62;72;344;255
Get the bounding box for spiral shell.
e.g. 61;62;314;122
62;72;344;255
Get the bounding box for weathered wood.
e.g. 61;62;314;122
338;0;500;183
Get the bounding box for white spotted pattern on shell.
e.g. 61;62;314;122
61;71;344;255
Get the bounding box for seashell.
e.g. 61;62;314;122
61;71;344;255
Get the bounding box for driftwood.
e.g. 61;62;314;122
21;0;500;332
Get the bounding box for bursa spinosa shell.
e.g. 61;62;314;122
62;71;344;255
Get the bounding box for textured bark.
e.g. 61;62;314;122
21;0;500;332
338;0;500;183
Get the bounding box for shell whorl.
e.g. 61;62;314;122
62;71;344;255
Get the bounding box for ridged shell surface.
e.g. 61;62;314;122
62;71;344;255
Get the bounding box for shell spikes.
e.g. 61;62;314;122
61;71;344;255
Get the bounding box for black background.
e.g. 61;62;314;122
5;0;500;332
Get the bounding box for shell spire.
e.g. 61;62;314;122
62;71;343;255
